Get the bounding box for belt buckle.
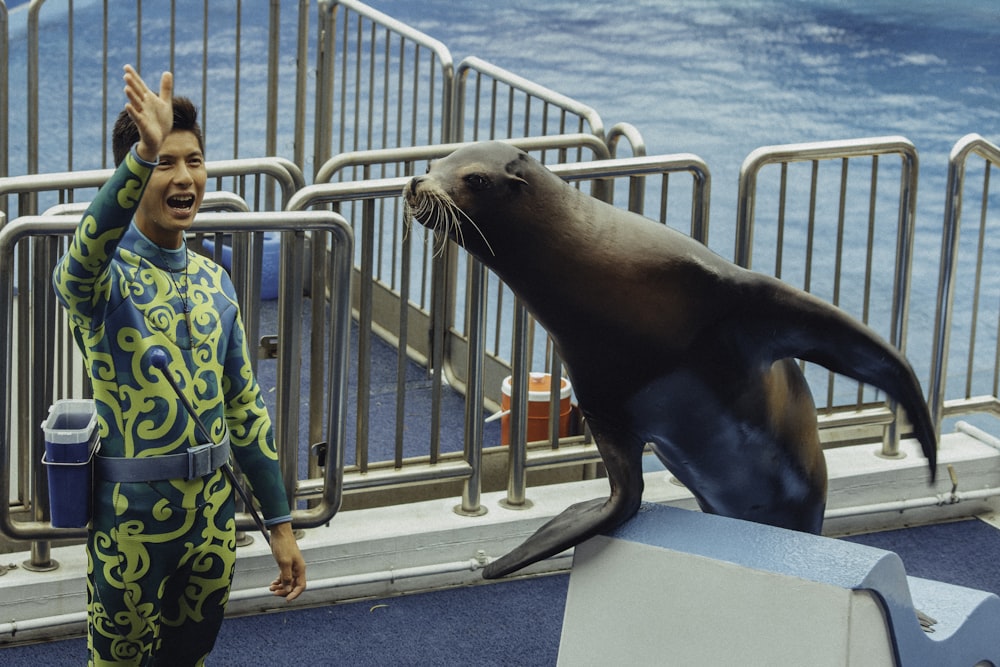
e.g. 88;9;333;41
187;443;215;480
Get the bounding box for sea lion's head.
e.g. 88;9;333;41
403;142;541;260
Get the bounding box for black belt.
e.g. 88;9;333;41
95;436;231;482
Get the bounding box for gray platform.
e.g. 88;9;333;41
558;504;1000;666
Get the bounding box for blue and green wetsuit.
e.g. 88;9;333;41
52;147;291;666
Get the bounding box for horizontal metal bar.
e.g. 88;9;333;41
313;133;610;184
0;157;302;205
293;151;708;211
297;459;474;497
41;191;252;217
457;56;604;140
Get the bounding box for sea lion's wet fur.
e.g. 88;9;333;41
404;141;937;579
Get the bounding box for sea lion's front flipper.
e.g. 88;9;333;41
746;274;938;479
483;419;645;579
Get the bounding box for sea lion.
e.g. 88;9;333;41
402;141;937;580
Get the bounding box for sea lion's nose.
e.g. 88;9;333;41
408;176;424;196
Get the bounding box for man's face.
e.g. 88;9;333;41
134;129;206;249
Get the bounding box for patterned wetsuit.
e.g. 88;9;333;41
52;147;291;666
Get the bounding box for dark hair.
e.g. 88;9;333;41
111;96;204;166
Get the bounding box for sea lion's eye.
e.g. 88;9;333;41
464;174;492;191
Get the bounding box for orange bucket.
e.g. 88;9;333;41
500;373;572;445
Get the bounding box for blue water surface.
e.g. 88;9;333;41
8;0;997;226
379;0;999;219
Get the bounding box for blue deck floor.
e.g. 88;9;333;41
253;296;500;474
2;518;999;665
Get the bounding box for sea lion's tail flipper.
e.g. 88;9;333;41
483;423;645;579
755;276;938;480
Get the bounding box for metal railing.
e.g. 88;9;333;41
1;159;304;216
0;157;306;441
304;136;612;479
0;209;352;544
0;156;338;554
315;0;454;170
316;136;612;388
1;1;7;192
736;136;920;455
5;142;987;542
454;56;605;147
13;0;309;183
290;144;711;514
929;133;1000;432
1;145;997;552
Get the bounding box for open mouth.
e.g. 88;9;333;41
167;193;196;213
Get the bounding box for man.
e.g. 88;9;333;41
52;65;306;665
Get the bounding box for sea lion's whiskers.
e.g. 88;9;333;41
454;206;495;257
429;198;453;257
402;201;416;243
421;196;452;258
432;213;452;258
408;190;495;258
445;208;465;255
403;195;441;254
433;193;495;258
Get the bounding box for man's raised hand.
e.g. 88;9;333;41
122;65;173;163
